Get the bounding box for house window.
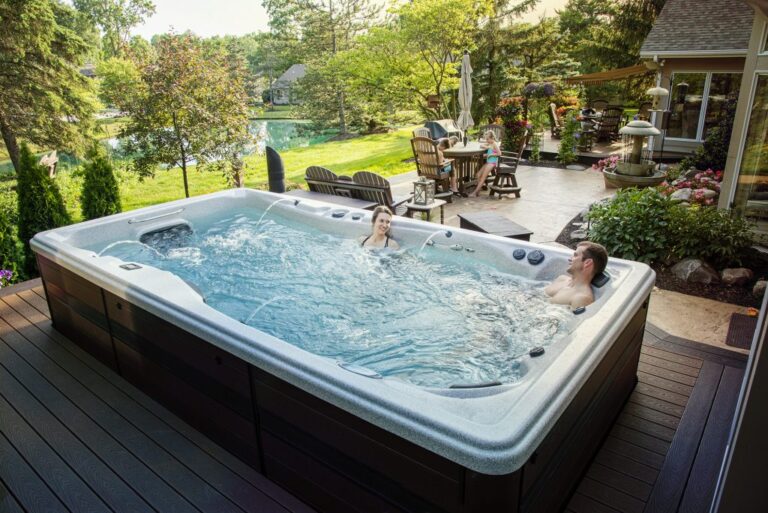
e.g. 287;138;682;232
732;75;768;237
667;72;742;140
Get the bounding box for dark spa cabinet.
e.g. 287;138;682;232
37;253;648;513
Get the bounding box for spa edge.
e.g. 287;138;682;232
31;189;654;513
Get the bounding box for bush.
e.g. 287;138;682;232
16;144;71;274
669;205;754;268
557;112;579;165
588;188;677;264
678;96;736;172
81;146;122;220
0;181;25;284
589;187;754;267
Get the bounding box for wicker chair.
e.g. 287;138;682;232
410;137;454;202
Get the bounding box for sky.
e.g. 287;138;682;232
130;0;570;40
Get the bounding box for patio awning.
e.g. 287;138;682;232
565;64;652;85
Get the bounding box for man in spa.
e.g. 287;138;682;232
545;241;608;309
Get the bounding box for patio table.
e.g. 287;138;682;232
443;141;486;194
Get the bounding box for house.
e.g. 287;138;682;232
270;64;306;105
640;0;754;156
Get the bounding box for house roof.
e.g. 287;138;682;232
273;64;306;88
640;0;754;58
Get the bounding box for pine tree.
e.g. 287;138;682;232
16;144;71;274
81;146;122;220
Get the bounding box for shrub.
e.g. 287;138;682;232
0;182;25;284
495;97;528;151
658;168;723;206
81;146;122;220
16;144;71;275
588;188;677;264
669;206;754;268
589;187;754;267
557;112;579;165
678;96;736;172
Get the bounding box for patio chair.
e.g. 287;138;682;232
488;148;522;198
595;107;624;142
410;136;454;202
476;124;505;143
548;103;563;139
351;171;411;214
305;166;339;194
637;102;653;121
589;99;609;113
412;127;432;139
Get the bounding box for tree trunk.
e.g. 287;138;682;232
0;113;21;174
181;161;190;198
172;112;190;198
338;90;347;135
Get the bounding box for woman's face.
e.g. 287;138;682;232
373;212;392;236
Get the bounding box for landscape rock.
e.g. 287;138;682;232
701;189;717;199
670;188;692;202
721;268;754;286
683;167;699;178
570;229;588;241
753;280;767;298
671;258;721;284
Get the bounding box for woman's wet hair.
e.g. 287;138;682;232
371;206;394;236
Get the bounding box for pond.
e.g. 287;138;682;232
0;120;334;175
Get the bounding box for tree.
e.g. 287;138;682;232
95;57;142;108
16;144;71;274
0;0;97;174
264;0;381;133
81;145;122;220
73;0;156;58
119;33;252;198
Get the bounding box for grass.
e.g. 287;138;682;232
118;125;417;212
251;105;297;120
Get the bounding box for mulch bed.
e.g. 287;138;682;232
555;213;768;308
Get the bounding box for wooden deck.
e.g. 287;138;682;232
0;280;747;513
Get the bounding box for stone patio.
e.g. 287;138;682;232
390;163;752;352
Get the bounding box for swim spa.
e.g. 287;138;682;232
32;189;655;513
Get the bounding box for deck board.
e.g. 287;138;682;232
0;283;747;513
0;288;315;513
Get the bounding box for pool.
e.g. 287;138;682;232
32;189;655;513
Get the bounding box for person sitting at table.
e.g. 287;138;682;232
467;131;500;198
436;139;461;196
544;241;607;309
359;206;401;250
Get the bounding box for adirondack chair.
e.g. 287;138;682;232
549;103;563;139
351;171;411;214
476;124;505;142
410;136;454;201
589;99;609;113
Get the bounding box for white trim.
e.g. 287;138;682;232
640;50;748;58
760;21;768;55
697;72;713;140
727;72;766;208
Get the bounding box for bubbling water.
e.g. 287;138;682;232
100;211;574;388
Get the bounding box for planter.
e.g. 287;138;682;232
603;169;667;189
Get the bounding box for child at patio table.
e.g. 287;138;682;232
436;139;461;196
467;131;500;198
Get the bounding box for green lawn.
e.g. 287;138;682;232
251;105;297;120
119;126;418;212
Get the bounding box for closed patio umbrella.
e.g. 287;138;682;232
457;50;474;143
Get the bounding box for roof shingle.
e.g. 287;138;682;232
640;0;754;56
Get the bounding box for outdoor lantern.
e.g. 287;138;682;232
413;176;435;205
646;86;669;110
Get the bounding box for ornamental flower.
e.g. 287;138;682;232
0;270;12;288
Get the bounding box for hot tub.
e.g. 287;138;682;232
32;188;655;513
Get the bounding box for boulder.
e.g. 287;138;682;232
670;188;692;202
671;258;721;284
684;167;699;179
701;189;718;199
570;229;588;241
754;280;767;298
721;268;754;286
